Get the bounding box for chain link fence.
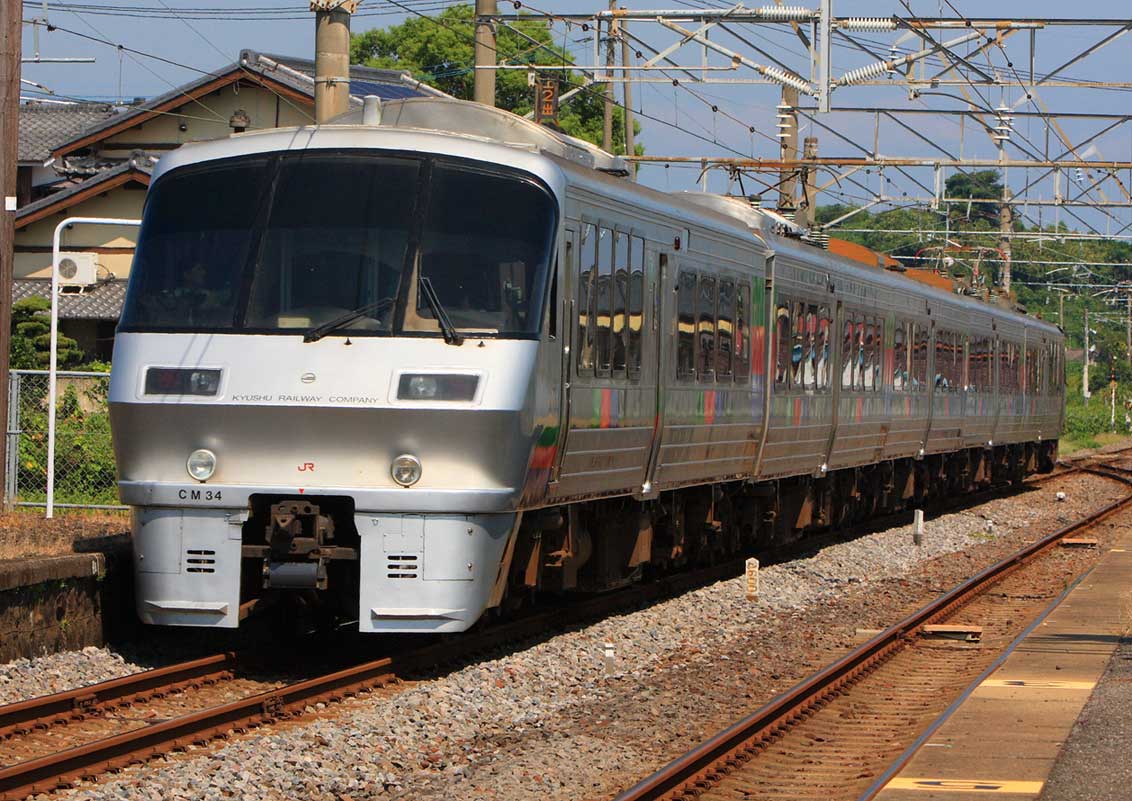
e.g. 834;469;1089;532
5;370;123;510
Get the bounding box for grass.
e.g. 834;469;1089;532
1060;432;1132;457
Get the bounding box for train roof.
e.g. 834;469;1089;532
149;96;1059;339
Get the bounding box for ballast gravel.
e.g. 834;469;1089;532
0;648;142;707
1;471;1124;801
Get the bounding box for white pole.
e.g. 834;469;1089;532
49;217;140;518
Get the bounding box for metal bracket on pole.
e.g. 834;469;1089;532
308;0;359;10
48;217;140;519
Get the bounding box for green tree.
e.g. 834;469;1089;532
9;296;83;369
945;170;1004;226
350;5;641;154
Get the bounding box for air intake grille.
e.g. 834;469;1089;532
386;554;418;579
186;549;216;574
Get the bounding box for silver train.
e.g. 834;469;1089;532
109;97;1065;634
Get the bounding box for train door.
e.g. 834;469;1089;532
921;318;937;452
548;224;578;493
822;299;845;470
638;250;670;498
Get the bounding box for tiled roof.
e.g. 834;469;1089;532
49;50;447;158
252;52;449;101
18;102;119;163
13;279;127;321
15;156;153;225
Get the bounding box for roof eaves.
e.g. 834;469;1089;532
49;65;244;160
15;157;153;228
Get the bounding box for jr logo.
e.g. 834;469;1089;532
298;462;315;472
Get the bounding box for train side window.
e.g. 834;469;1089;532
717;279;734;380
973;336;987;392
864;318;877;392
935;330;952;391
893;321;907;391
547;258;557;339
819;305;837;389
611;232;630;375
595;226;614;374
801;304;817;390
961;336;969;390
1000;341;1010;393
967;336;976;391
735;283;751;382
576;223;596;373
628;236;645;377
697;275;718;381
911;324;928;390
677;271;696;379
841;315;854;390
790;302;805;388
853;313;867;391
776;302;792;387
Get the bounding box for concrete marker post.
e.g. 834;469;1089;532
745;557;760;601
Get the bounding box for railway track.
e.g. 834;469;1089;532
0;461;1117;800
612;465;1132;801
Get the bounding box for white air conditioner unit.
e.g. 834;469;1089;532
55;252;98;289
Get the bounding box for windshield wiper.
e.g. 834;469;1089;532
418;276;464;346
303;297;394;343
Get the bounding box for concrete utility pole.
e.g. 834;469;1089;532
602;2;616;153
0;0;20;505
777;86;799;215
311;0;358;123
473;0;497;106
620;18;635;165
1084;308;1091;401
1122;288;1132;368
999;186;1013;294
795;135;818;229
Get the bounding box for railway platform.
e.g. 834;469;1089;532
872;526;1132;800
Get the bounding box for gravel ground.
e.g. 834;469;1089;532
1038;638;1132;800
0;511;128;561
1;471;1125;801
0;648;142;706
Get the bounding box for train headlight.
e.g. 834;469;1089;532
391;454;422;487
406;375;438;399
145;367;221;396
186;449;217;482
397;373;479;402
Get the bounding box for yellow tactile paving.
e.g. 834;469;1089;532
887;778;1046;794
874;528;1132;801
977;679;1096;690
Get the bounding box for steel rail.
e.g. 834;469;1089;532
612;474;1132;801
0;657;396;800
0;653;236;739
0;460;1096;799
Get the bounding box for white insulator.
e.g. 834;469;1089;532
838;17;898;32
837;61;892;86
756;5;813;22
760;65;814;95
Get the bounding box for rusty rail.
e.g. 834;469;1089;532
0;656;395;799
0;653;236;740
613;474;1132;801
0;459;1100;800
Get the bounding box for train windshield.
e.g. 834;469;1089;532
120;151;558;338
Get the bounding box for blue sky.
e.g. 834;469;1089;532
19;1;1132;219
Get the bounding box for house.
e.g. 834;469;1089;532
14;50;446;360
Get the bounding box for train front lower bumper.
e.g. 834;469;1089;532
132;506;516;633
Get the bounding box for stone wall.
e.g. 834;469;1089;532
0;550;133;662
